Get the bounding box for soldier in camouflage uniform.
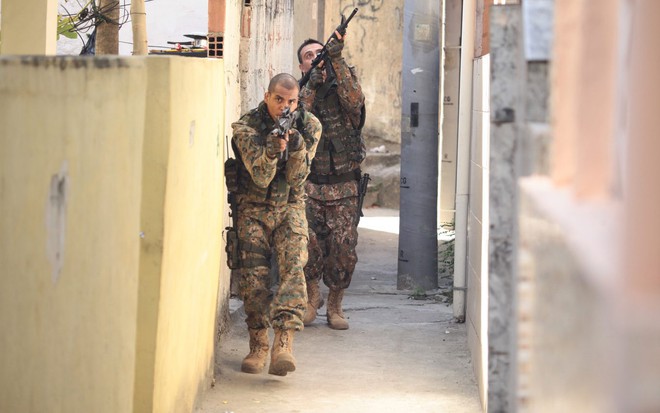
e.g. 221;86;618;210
231;73;321;376
297;33;366;330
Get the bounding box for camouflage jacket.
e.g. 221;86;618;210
300;56;365;201
231;102;321;207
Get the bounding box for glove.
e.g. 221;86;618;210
287;129;304;152
266;131;285;158
308;66;324;90
326;37;344;59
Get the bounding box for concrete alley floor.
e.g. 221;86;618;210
195;208;481;413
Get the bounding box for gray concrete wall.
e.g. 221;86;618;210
224;0;242;143
323;0;403;146
487;4;524;411
239;0;294;113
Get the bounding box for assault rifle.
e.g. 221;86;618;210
299;7;359;89
272;107;299;160
224;151;240;269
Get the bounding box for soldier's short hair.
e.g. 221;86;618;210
297;38;323;63
268;73;299;92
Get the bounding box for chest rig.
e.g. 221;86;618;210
232;105;307;206
310;87;365;180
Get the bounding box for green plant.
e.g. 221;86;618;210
57;0;95;40
408;287;428;300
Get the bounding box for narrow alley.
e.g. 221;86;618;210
195;208;481;413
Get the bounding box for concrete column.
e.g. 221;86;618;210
624;0;660;300
549;0;581;187
574;0;618;198
621;1;660;411
209;0;226;33
488;4;524;412
397;0;440;291
0;0;57;55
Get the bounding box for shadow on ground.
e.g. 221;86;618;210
195;208;481;413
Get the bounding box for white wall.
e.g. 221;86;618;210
56;0;207;56
466;54;490;411
119;0;207;55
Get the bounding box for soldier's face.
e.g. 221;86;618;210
299;42;324;74
264;84;299;121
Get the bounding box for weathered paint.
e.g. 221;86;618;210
0;55;147;413
0;55;228;413
239;0;295;113
135;57;225;413
1;0;57;54
488;5;524;411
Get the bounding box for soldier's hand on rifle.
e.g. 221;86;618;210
287;129;304;152
308;66;324;90
266;130;287;159
326;34;344;59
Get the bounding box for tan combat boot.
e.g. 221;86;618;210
303;281;325;325
241;328;269;374
327;288;349;330
268;329;296;376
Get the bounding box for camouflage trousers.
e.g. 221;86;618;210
304;196;359;290
237;202;308;331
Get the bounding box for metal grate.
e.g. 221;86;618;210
208;33;223;58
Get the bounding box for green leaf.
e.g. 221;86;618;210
57;16;79;39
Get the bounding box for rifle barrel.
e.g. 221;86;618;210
344;8;358;27
299;8;359;89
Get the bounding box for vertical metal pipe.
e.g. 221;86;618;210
397;0;440;291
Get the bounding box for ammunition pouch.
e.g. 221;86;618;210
225;226;240;270
224;158;239;194
224;226;272;270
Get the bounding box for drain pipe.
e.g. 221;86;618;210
451;0;476;322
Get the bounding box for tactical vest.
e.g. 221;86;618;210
311;89;365;177
232;106;307;206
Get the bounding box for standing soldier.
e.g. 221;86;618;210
229;73;321;376
297;32;366;330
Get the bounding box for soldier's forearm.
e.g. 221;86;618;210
285;150;311;186
247;152;278;188
332;59;364;115
299;86;317;111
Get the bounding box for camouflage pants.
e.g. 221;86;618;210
304;196;359;290
237;202;308;331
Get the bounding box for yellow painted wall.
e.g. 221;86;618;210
0;56;147;413
0;55;231;413
134;57;227;413
0;0;58;54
